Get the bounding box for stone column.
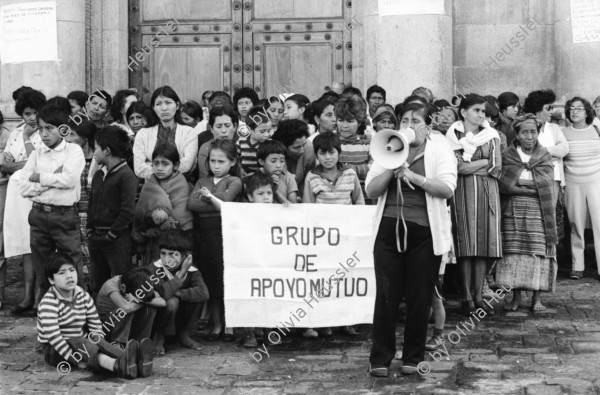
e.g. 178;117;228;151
89;0;129;94
353;0;453;105
0;0;86;125
553;0;600;102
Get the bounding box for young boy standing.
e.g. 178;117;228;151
87;126;138;293
303;131;365;205
20;105;85;303
37;253;152;378
147;229;209;355
303;131;364;338
237;107;271;174
256;140;298;204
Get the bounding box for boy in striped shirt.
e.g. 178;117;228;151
37;253;151;378
302;131;364;338
303;131;365;205
237;106;271;174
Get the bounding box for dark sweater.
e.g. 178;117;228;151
146;261;209;303
87;161;138;239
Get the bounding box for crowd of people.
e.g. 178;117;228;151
0;81;599;379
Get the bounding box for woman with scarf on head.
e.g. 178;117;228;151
446;93;502;316
496;115;557;311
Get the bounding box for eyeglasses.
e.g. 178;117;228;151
570;106;585;112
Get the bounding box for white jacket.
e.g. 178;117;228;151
366;133;458;255
133;124;198;179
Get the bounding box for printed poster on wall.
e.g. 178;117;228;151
571;0;600;43
222;203;377;328
0;2;58;63
378;0;445;16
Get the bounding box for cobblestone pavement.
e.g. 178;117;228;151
2;260;600;394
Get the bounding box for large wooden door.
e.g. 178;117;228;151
128;0;352;103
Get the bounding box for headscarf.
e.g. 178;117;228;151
511;113;542;136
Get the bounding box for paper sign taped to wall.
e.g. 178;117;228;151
222;202;377;327
571;0;600;43
379;0;445;16
0;2;58;63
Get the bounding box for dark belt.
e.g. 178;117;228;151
32;202;75;213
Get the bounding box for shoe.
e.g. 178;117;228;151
340;326;358;336
570;270;583;279
425;335;444;351
242;332;258;348
461;300;475;316
254;329;265;340
205;332;221;341
11;304;34;316
303;328;318;339
475;301;495;316
368;364;389;378
319;328;333;337
400;364;419;375
137;338;153;378
223;330;236;342
115;339;138;379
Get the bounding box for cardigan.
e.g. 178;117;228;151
365;133;457;255
133;124;198;179
87;161;138;238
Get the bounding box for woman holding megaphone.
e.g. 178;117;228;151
366;103;457;377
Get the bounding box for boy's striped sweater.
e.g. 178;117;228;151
37;286;103;362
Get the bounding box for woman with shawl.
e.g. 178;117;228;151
496;114;557;311
446;94;502;316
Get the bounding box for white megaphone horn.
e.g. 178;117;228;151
370;128;415;169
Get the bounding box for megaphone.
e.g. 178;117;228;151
370;128;415;169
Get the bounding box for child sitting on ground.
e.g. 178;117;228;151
37;253;152;379
256;139;297;204
146;229;209;355
95;267;166;347
237;106;272;175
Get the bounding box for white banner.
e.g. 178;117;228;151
571;0;600;43
378;0;445;16
222;203;377;328
0;2;58;63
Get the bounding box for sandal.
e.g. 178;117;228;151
461;300;475;316
368;364;389;378
475;301;494;316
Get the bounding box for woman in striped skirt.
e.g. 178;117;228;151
446;94;502;315
496;114;557;311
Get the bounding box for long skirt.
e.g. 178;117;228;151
451;174;502;258
496;195;557;292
